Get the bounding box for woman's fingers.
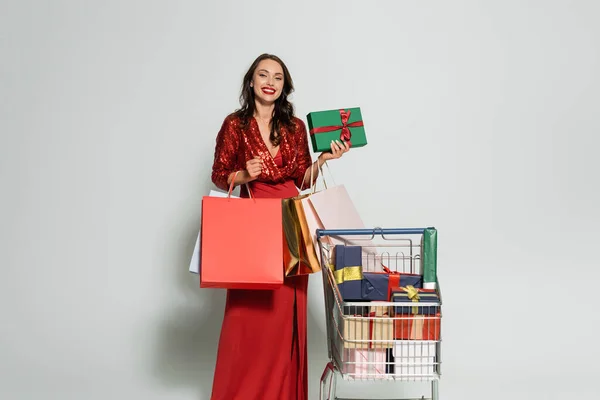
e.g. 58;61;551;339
247;157;263;168
330;140;340;155
330;140;344;158
322;139;350;161
246;156;263;178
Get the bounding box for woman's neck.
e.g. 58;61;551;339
254;101;274;121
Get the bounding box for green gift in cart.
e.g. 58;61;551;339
421;227;438;290
306;107;367;153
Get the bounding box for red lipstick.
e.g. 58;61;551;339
261;87;276;95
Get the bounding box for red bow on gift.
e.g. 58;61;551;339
381;265;400;300
381;266;397;275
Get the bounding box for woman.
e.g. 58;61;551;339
209;53;349;400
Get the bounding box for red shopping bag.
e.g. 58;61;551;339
200;176;284;289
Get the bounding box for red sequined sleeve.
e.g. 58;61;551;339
211;116;241;191
293;118;314;189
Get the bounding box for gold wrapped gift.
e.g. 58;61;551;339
343;306;394;349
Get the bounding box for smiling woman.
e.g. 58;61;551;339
208;53;350;400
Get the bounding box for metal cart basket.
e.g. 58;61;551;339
316;228;443;400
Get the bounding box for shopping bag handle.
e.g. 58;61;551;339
228;171;254;199
322;160;337;187
316;227;435;237
308;160;338;194
299;158;328;193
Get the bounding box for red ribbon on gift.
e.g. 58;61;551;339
350;311;387;350
382;266;400;300
309;109;364;145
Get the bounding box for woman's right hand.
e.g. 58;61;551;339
245;156;263;180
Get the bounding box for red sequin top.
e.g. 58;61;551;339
211;113;313;194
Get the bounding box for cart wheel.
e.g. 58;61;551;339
319;362;337;400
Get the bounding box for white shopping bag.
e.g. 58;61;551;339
189;189;239;274
308;184;379;268
300;163;378;268
308;184;366;233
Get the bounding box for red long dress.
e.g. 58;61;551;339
209;114;313;400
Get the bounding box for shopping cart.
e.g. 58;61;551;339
316;228;443;400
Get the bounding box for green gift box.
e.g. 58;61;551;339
306;107;367;152
421;227;437;290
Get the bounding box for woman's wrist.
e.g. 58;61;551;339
229;170;249;186
316;154;326;167
240;170;258;184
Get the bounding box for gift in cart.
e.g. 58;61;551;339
316;227;443;400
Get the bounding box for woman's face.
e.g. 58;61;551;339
251;59;284;105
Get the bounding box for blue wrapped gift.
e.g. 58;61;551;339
399;274;423;288
359;272;389;301
334;245;388;302
391;286;440;315
335;272;389;302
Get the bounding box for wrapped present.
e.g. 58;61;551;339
334;245;388;301
334;245;362;272
391;286;440;315
306;107;367;152
343;348;387;377
368;304;389;317
343;306;394;349
336;271;389;302
343;307;395;376
393;340;437;376
334;244;364;302
421;227;437;290
381;266;423;300
343;316;370;349
369;309;394;350
393;313;441;340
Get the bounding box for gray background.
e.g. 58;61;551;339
1;0;599;399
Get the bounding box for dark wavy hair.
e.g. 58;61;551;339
233;53;295;147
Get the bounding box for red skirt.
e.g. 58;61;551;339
210;178;308;400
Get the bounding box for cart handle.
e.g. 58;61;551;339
316;227;434;237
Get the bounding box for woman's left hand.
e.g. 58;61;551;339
319;140;350;162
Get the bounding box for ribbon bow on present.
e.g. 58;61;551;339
309;109;364;146
381;265;398;275
382;265;400;300
400;285;420;314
